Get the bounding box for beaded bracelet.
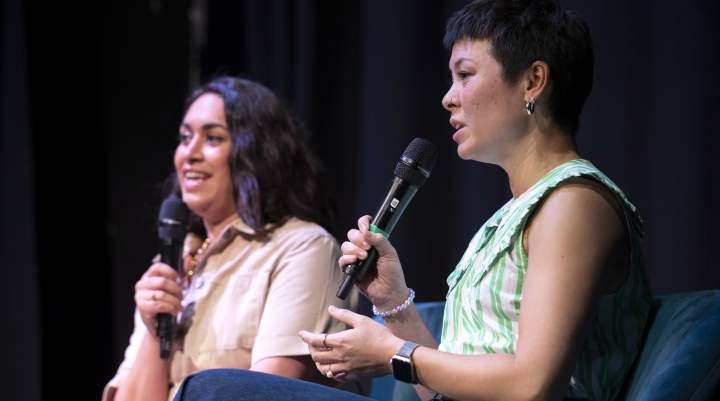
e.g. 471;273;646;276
372;288;415;318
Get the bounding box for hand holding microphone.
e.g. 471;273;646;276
337;138;437;301
155;194;189;358
132;194;188;359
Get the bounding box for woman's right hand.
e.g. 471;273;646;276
133;263;184;337
340;215;409;311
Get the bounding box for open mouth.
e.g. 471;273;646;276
182;171;211;189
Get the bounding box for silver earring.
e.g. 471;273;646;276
525;100;535;115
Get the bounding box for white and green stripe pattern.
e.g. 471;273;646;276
438;159;651;401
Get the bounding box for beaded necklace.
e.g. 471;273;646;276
185;236;212;284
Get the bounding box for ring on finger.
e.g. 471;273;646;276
326;365;334;379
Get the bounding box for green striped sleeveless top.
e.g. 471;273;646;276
438;159;652;401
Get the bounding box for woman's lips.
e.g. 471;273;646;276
182;174;209;191
452;127;465;143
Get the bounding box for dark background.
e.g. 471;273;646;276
2;1;718;400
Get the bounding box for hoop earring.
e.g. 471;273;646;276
525;100;535;115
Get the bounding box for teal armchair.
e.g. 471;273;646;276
370;291;720;401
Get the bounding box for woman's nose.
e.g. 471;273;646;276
184;135;204;162
442;88;457;111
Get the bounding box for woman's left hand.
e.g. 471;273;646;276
299;305;404;381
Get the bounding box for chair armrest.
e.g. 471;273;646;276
621;290;720;401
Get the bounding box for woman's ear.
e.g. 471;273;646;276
524;60;550;103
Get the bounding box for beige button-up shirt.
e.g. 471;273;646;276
104;217;359;400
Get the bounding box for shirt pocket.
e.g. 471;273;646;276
186;270;270;353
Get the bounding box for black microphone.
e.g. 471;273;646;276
156;194;189;359
336;138;438;300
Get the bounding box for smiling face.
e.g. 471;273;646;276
442;39;529;164
174;93;236;222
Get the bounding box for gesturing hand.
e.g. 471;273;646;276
299;305;404;382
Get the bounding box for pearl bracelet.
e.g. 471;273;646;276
372;288;415;318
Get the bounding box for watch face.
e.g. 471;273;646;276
391;355;414;383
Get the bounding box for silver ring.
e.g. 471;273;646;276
326;366;334;379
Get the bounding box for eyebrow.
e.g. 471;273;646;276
180;122;230;131
450;57;473;70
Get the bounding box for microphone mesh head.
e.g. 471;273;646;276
394;138;438;187
403;137;438;173
159;194;189;224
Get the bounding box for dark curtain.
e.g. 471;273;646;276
1;0;41;400
2;1;718;400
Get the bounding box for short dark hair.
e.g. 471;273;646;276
444;0;593;135
176;76;334;239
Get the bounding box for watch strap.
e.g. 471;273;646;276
397;340;420;358
392;341;421;384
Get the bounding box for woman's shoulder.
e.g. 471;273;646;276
524;178;629;264
537;159;637;214
549;176;624;213
538;178;625;225
512;159;639;229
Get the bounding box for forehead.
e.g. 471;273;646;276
448;39;494;69
183;93;226;123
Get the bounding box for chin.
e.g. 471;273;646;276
181;193;209;215
456;143;474;160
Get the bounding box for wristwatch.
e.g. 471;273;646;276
391;341;421;384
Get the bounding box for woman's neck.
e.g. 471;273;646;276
502;125;579;198
203;212;241;240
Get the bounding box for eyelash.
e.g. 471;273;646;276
177;132;226;145
178;131;192;144
206;135;224;144
447;71;471;87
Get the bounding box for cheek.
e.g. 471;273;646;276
173;147;183;172
220;165;234;189
465;82;516;126
467;80;497;106
218;165;236;204
215;150;234;189
461;82;490;116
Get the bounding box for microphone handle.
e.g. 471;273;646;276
336;179;418;300
157;237;183;359
336;247;379;299
156;316;173;359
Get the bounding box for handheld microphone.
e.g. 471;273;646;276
156;194;189;359
336;138;438;300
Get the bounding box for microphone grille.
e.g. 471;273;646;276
159;194;189;224
394;138;438;187
403;137;438;173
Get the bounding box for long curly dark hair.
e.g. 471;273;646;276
173;76;334;240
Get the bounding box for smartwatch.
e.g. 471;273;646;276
391;341;421;384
